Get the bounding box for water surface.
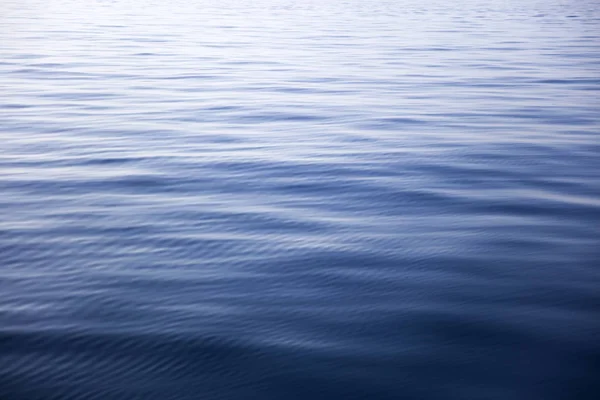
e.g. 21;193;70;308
1;0;599;399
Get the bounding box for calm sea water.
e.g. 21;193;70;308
1;0;599;399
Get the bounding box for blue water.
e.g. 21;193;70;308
1;0;599;399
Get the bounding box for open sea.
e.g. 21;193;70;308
1;0;599;399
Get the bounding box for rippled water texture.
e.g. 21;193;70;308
1;0;599;399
